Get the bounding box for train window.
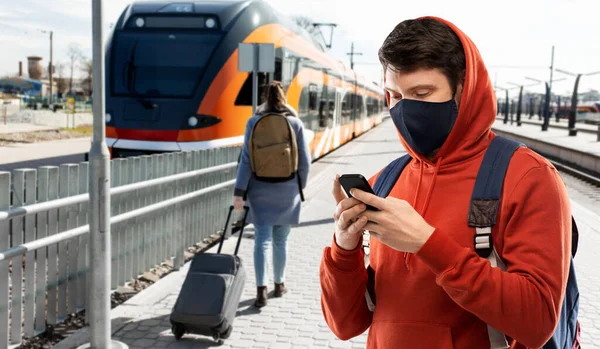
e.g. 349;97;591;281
342;93;352;124
235;72;268;107
328;100;335;120
356;96;364;118
298;87;309;116
367;97;374;116
319;100;327;127
308;84;318;111
274;59;282;82
282;58;296;87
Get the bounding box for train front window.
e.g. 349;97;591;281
112;31;222;98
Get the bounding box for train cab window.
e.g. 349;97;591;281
235;72;268;106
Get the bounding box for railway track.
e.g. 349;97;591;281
550;159;600;188
549;157;600;209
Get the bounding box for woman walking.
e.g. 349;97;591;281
233;81;311;308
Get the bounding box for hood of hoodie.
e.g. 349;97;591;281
382;17;497;269
385;16;496;170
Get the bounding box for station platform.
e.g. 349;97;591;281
497;116;599;134
491;118;600;175
55;118;600;349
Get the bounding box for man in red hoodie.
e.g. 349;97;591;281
319;17;572;349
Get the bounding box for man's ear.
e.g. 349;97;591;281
455;84;463;108
455;69;466;107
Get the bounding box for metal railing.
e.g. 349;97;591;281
0;145;241;348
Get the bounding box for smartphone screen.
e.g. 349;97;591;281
338;174;378;211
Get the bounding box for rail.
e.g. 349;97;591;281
0;145;241;348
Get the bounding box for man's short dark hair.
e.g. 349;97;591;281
378;18;466;93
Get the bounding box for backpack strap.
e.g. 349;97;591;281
373;154;412;197
469;135;524;349
364;153;412;312
469;136;524;257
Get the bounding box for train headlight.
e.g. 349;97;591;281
106;113;112;123
205;18;216;28
188;116;198;127
135;17;145;27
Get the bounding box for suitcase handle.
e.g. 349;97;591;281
217;205;249;255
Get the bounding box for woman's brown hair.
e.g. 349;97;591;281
261;81;287;113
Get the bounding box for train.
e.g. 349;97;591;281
104;0;386;160
555;102;600;123
498;97;600;124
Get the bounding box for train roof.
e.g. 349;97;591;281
123;0;253;30
120;0;383;95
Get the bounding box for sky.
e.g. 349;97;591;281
1;0;600;99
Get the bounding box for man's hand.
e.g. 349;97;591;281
350;188;436;253
332;175;368;251
233;196;244;211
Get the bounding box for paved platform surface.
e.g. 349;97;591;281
492;119;600;158
55;119;600;349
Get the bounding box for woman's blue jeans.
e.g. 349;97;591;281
253;225;291;287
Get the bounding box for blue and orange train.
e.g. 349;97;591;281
105;0;386;160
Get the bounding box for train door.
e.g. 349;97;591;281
333;88;342;148
319;69;329;129
351;85;358;138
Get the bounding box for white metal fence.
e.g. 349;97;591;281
0;145;241;347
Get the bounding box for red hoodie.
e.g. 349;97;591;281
319;17;572;349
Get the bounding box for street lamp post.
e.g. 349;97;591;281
495;87;510;124
543;82;551;131
568;73;582;136
555;68;600;136
504;89;509;124
556;95;561;123
516;86;523;126
37;29;54;105
525;76;565;131
507;82;525;126
77;1;128;348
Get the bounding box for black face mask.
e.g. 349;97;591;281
389;97;459;156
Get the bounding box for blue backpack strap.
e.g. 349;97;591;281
373;154;412;198
469;136;524;258
469;136;524;349
470;136;581;349
365;153;411;311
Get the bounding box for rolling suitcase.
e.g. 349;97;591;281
170;205;249;344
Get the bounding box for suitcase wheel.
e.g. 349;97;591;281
221;326;233;339
212;326;232;345
172;324;185;340
212;332;223;345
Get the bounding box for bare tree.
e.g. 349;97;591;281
67;43;84;95
81;59;93;97
55;63;68;96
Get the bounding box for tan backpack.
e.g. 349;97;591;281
248;112;304;200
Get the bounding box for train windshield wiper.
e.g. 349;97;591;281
124;41;138;94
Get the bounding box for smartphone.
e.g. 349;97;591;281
338;174;378;211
